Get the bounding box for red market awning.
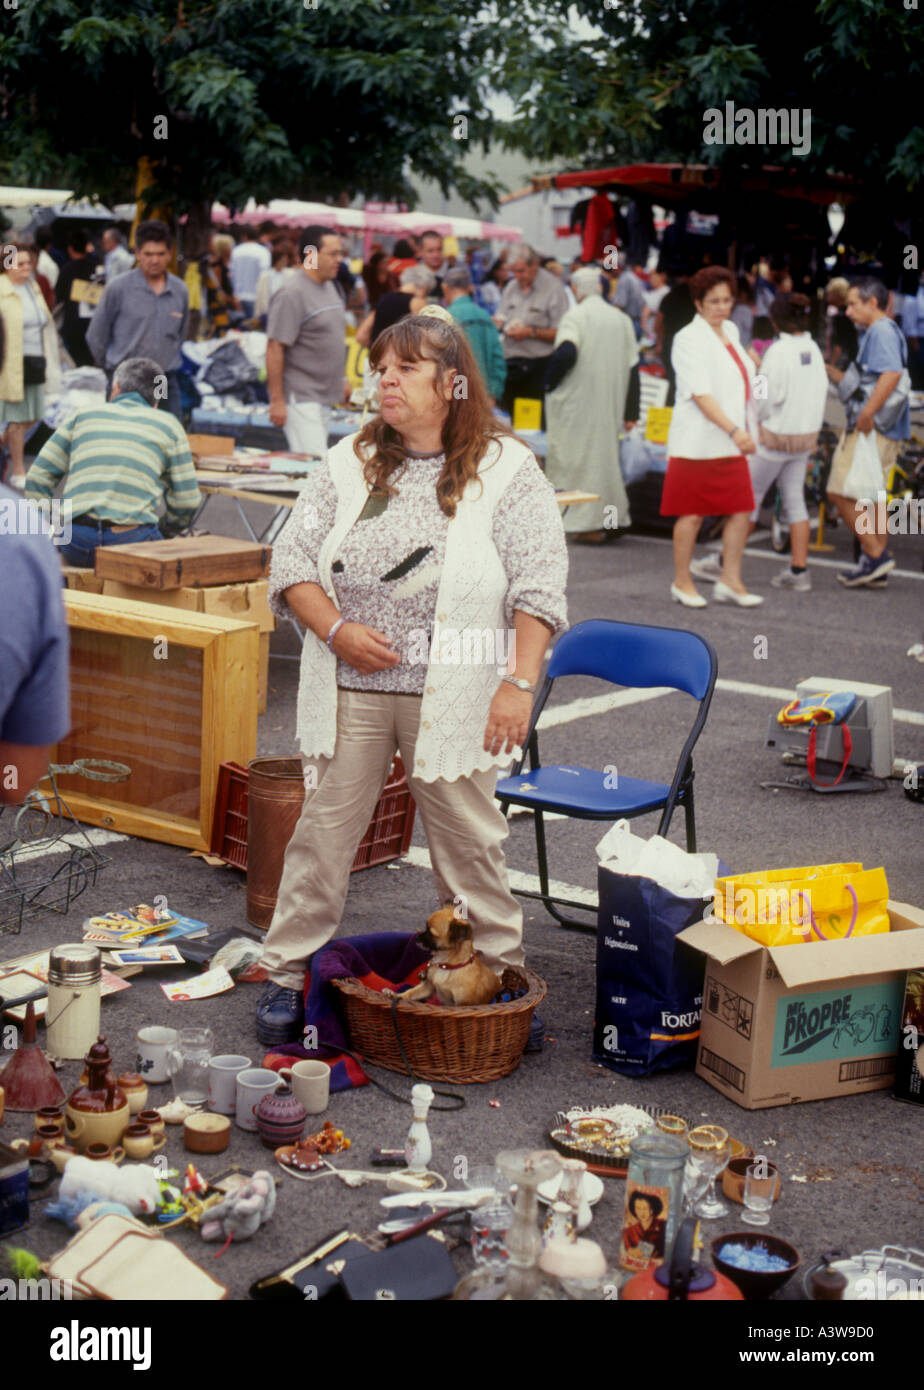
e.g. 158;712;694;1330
537;164;859;208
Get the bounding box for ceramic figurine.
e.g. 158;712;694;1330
558;1158;593;1232
542;1199;575;1245
405;1083;434;1174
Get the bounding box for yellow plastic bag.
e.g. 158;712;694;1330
713;863;890;947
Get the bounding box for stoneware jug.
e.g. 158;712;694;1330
65;1036;130;1153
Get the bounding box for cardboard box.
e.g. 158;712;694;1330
894;969;924;1106
100;579;275;633
678;901;924;1109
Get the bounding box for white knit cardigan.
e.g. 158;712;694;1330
295;431;535;783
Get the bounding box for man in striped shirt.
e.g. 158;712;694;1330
24;357;200;569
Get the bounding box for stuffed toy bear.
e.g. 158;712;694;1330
200;1171;276;1247
58;1156;161;1216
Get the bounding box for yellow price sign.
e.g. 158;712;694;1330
645;406;672;444
69;279;104;307
513;398;542;432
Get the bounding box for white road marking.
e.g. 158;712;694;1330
533;679;924;728
537;685;672;728
397;844;597;906
3;828;127;864
624;532;924;580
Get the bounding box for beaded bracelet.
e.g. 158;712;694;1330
326;617;347;651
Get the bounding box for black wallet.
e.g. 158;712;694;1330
250;1231;456;1301
338;1234;457;1301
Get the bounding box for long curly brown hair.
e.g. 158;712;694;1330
354;314;517;518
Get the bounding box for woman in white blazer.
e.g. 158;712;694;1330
0;237;61;487
660;265;762;607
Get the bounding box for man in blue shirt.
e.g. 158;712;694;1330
826;278;911;587
86;220;189;422
0;482;70;803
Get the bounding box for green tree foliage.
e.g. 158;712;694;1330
493;0;922;194
0;0;503;216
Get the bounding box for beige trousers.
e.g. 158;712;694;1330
260;689;524;989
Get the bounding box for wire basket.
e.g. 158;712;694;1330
0;758;128;936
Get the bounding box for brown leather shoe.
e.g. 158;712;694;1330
572;530;611;545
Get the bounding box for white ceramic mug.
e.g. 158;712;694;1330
208;1054;252;1115
136;1026;179;1084
235;1068;283;1131
279;1060;330;1115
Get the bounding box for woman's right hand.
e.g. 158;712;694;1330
732;427;756;456
331;622;400;673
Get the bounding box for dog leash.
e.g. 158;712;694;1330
340;997;465;1111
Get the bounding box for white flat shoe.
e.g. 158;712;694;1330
671;583;707;609
713;581;763;607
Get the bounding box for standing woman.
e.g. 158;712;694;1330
200;233;241;337
660;265;762;608
254;309;568;1045
0;238;61;488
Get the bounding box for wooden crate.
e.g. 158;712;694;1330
54;592;259;850
61;565;105;593
93;536;271;591
99;579;275;632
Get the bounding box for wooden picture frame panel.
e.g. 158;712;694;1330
53;593;259;850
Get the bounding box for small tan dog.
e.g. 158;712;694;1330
385;905;501;1007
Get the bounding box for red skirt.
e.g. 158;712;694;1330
660;455;755;517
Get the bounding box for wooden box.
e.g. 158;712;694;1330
93;536;271;591
99;579;276;633
54;592;259;850
61;565;105;593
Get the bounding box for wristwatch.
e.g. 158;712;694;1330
502;675;535;693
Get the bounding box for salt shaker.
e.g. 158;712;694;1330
542;1200;575;1245
405;1083;434;1173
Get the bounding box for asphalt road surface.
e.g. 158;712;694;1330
3;463;922;1310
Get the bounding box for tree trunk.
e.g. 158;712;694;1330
181;199;213;263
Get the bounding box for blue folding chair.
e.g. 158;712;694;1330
495;619;718;932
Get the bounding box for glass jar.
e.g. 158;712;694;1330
619;1130;688;1275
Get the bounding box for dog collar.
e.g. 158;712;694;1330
432;954;476;971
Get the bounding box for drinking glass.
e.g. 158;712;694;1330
470;1198;513;1268
742;1163;777;1226
687;1125;730;1220
166;1027;214;1105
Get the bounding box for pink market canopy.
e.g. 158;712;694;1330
210;200;521;242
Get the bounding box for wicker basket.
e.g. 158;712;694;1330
331;968;547;1084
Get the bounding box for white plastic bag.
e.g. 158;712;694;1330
595;819;719;898
841;430;884;501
